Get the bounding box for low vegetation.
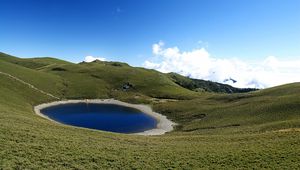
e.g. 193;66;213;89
0;52;299;169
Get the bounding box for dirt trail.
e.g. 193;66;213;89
0;71;60;100
276;128;300;133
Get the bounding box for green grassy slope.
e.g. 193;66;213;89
1;53;199;100
154;84;300;134
0;53;299;169
0;52;70;69
0;59;64;97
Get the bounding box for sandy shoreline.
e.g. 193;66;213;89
34;99;176;136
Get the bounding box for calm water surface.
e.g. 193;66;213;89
41;103;157;133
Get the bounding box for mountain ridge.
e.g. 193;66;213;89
0;52;257;98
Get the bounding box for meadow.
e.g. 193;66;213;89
0;52;299;169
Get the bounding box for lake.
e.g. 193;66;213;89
40;103;158;133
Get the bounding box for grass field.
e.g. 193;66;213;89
0;52;299;169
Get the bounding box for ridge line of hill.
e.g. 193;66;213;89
0;71;60;100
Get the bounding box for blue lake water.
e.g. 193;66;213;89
40;103;157;133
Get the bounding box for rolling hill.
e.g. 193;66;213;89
0;52;299;169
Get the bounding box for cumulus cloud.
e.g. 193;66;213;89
144;42;300;88
84;56;106;62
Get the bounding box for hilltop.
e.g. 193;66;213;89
0;52;299;169
0;52;256;99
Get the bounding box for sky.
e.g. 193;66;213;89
1;0;300;88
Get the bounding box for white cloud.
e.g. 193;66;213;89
144;42;300;88
84;56;106;62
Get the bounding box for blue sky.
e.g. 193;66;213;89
1;0;300;87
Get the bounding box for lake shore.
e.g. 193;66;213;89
34;99;176;136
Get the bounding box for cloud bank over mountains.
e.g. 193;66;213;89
144;41;300;88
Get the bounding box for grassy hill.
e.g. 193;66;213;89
0;52;299;169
